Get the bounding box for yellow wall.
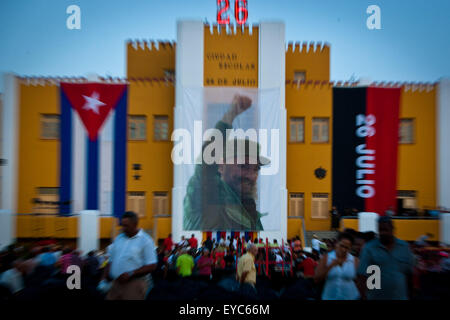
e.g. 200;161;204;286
287;219;302;239
340;218;358;232
127;80;174;231
397;87;436;208
17;83;59;214
16;215;117;239
286;42;330;81
286;83;333;231
99;217;116;239
287;218;306;246
204;25;258;87
127;41;175;79
17;215;55;238
154;217;172;242
393;219;439;241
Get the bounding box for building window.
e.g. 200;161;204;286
289;117;305;143
128;115;147;141
397;190;417;210
164;69;175;81
289;193;304;217
311;193;329;219
127;191;146;217
153;192;169;216
294;71;306;82
34;187;59;214
312;118;329;143
154;115;169;141
399;118;414;144
41;114;60;139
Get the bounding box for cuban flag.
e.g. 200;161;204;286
59;83;128;218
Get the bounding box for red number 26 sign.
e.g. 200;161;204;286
217;0;248;25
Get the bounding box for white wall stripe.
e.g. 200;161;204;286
173;21;204;242
258;22;287;243
437;78;450;209
0;74;20;249
99;111;114;216
72;111;86;214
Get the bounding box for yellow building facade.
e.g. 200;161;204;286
10;24;439;243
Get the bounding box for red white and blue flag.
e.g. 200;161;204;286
59;83;128;218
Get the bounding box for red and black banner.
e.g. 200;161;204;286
332;87;401;215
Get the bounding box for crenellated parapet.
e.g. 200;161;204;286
126;77;174;87
16;76;174;87
285;79;437;93
286;41;330;54
204;23;258;36
126;40;176;52
286;79;334;90
127;39;176;79
370;81;436;92
285;41;330;82
18;76;89;86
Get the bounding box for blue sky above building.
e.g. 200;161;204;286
0;0;449;91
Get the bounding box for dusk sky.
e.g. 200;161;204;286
1;0;449;91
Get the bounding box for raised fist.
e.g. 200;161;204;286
221;94;253;124
231;94;252;116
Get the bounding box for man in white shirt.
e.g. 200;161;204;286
102;211;157;300
225;236;231;248
311;235;322;255
232;237;238;250
0;260;24;294
178;236;188;248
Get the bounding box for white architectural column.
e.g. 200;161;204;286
173;21;204;242
358;212;379;233
0;210;14;250
437;78;450;209
440;213;450;246
0;73;20;249
258;22;286;243
77;210;99;254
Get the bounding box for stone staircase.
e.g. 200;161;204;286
305;230;339;247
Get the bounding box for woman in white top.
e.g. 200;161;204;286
314;232;360;300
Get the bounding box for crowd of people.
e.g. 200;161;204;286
0;241;105;300
1;212;450;301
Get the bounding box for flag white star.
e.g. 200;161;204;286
82;92;106;114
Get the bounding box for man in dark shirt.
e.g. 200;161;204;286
84;251;99;276
203;236;213;252
357;216;415;300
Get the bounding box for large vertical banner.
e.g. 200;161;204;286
59;83;128;218
332;87;401;215
176;87;280;231
174;21;285;240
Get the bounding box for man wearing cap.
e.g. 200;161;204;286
183;94;270;231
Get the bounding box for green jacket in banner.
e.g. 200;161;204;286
183;121;265;231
